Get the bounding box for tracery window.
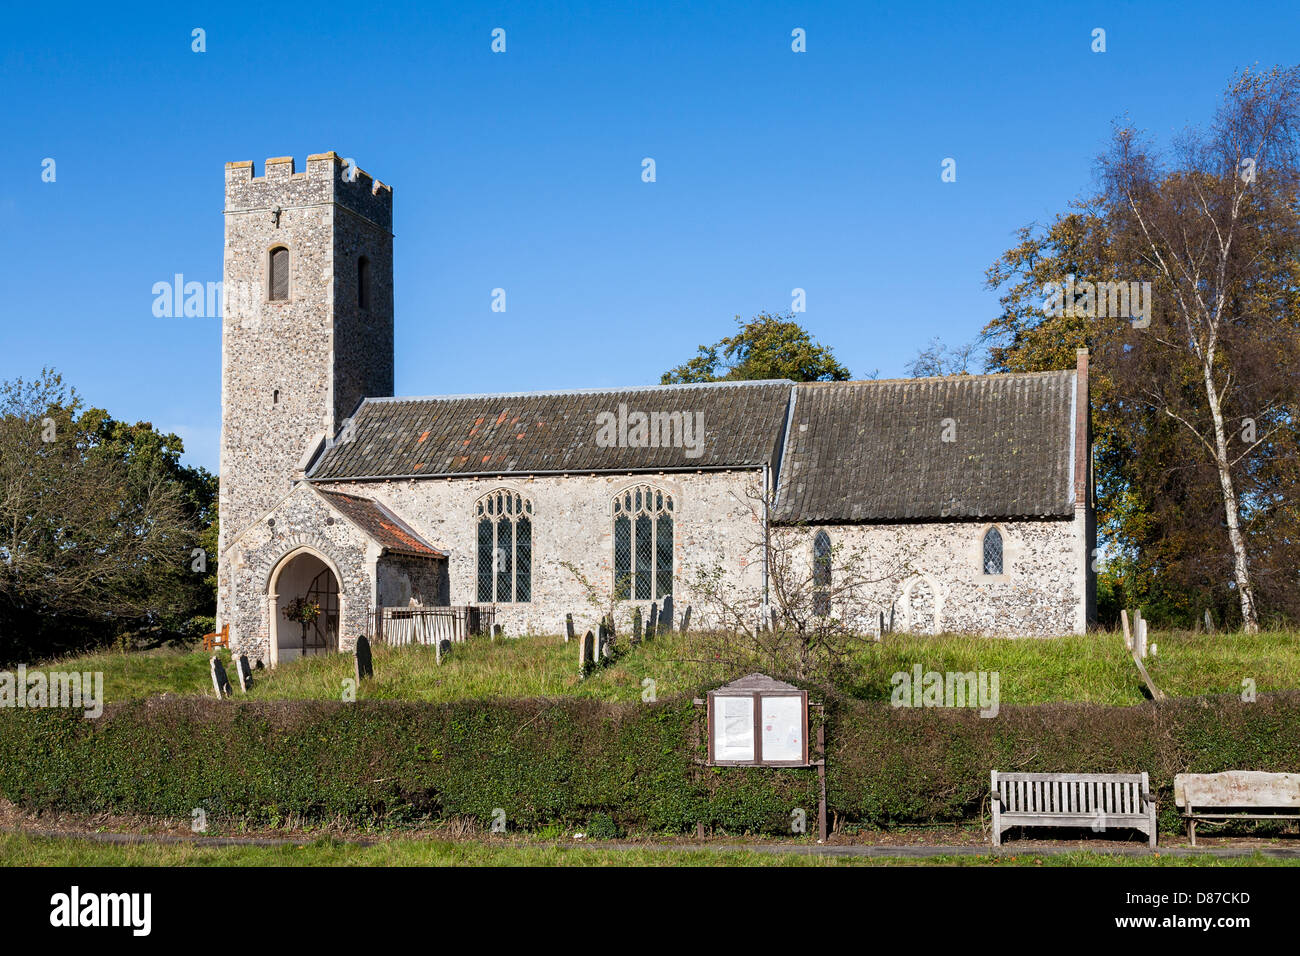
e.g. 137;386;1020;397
476;489;532;603
613;485;673;600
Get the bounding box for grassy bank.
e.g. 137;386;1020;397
45;628;1300;707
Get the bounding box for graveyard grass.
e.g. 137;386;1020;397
0;833;1296;866
54;627;1300;707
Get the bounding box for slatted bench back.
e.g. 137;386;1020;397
996;772;1147;816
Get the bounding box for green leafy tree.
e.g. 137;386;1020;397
661;312;851;384
0;369;217;662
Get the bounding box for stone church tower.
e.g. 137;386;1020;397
216;152;394;628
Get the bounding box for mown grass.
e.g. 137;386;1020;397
0;833;1293;866
46;628;1300;707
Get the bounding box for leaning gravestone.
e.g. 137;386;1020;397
565;613;575;643
579;631;595;676
631;606;643;645
210;656;231;698
680;605;691;635
661;595;674;634
236;654;253;693
354;635;374;681
646;603;658;641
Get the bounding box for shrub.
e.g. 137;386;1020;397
2;691;1298;835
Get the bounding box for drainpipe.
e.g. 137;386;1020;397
762;462;771;617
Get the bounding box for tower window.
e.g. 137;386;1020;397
358;256;370;310
982;527;1004;576
269;246;289;301
272;389;280;406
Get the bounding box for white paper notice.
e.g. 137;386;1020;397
713;695;754;761
761;695;803;762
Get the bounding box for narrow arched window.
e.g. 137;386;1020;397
269;246;289;301
357;256;370;310
475;490;532;603
813;531;831;616
982;527;1003;575
613;486;673;600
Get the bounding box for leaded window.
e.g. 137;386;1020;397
813;530;831;616
982;527;1003;575
613;485;673;600
476;489;532;603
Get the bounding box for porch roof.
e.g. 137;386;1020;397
315;489;446;558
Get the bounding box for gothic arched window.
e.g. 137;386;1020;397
269;246;289;301
357;256;370;310
613;485;673;600
982;527;1003;576
475;489;532;603
813;530;831;616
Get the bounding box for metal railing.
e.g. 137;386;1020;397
371;605;494;646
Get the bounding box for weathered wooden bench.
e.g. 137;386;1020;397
1174;771;1300;846
991;771;1157;848
202;623;229;652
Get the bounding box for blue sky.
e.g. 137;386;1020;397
2;1;1296;473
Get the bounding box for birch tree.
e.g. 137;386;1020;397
1099;66;1300;632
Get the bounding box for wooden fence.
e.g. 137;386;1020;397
371;605;495;647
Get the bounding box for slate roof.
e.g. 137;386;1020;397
314;489;446;558
307;381;795;480
771;371;1078;523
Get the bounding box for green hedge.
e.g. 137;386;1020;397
2;691;1298;834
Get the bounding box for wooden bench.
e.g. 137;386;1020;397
202;623;229;652
991;771;1157;848
1174;771;1300;846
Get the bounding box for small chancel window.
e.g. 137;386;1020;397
812;531;831;616
272;389;280;406
269;246;289;301
982;527;1003;575
358;256;370;310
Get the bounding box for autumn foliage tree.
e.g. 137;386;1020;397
985;67;1300;629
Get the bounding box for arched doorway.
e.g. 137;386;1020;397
268;549;341;663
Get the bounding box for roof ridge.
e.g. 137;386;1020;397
797;369;1072;387
361;379;796;404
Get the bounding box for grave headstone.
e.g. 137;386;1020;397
661;595;674;634
580;630;595;676
210;656;231;698
680;605;691;635
631;606;643;645
1204;608;1214;634
565;613;575;643
888;606;895;635
236;654;253;693
646;603;658;640
354;635;374;681
878;611;886;638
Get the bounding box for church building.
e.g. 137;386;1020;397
215;152;1096;665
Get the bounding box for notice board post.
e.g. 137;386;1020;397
699;673;826;842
